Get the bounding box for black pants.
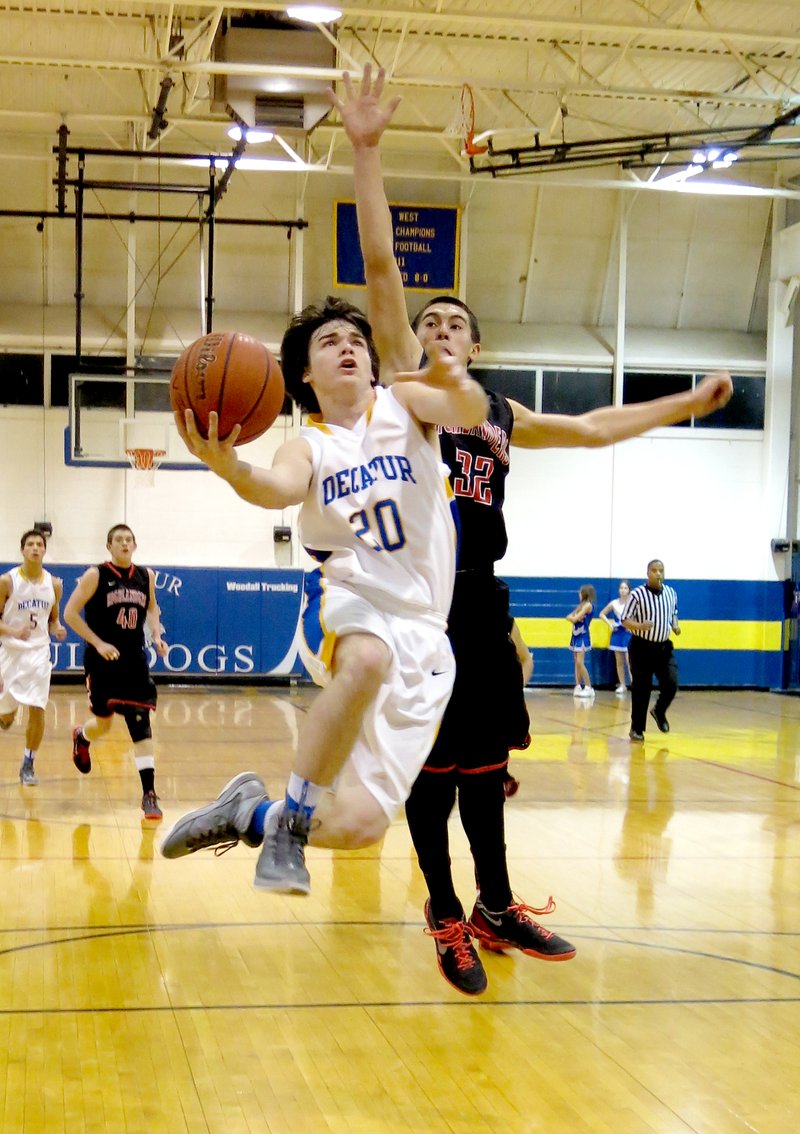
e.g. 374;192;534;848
629;636;678;734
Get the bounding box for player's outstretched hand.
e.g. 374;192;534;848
328;64;401;148
175;409;241;479
394;343;470;391
421;349;472;392
692;371;733;419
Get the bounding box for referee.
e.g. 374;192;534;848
621;560;680;741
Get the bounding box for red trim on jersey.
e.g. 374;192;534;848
108;697;156;712
420;757;509;775
104;561;136;579
459;758;510;775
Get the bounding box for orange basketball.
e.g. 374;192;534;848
170;331;285;445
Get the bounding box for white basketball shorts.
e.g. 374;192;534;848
0;644;52;711
301;574;455;820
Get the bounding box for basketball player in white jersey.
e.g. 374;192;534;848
162;296;488;894
0;529;67;785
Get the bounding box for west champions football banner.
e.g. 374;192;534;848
334;201;460;291
6;565;306;678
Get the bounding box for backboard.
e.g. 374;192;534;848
65;371;202;469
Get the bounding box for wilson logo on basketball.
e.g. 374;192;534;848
171;330;285;445
193;334;226;399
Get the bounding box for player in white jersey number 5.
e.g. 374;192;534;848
162;297;488;895
0;529;67;785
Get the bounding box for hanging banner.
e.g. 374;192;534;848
334;201;460;291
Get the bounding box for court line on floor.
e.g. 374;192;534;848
0;995;798;1016
0;923;798;983
686;756;800;791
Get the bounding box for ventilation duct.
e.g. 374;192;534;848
212;20;336;133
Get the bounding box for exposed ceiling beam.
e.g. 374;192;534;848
0;51;795;112
4;2;800;51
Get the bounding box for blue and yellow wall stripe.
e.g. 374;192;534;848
507;577;786;689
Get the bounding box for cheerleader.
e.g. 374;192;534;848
600;580;632;694
566;584;596;697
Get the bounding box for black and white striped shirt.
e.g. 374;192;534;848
622;584;679;643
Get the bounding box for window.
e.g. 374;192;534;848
474;368;536;409
542;370;612;415
623;371;693;429
623;370;765;430
696;375;765;430
0;354;44;406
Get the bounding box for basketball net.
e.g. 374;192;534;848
126;448;166;487
444;84;489;156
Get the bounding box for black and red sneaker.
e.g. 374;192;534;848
423;900;488;996
469;897;576;961
141;790;163;821
72;726;91;774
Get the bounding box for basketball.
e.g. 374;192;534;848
170;331;285;445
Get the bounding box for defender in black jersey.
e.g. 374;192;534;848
338;64;732;994
64;524;168;820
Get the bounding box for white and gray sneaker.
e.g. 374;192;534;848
254;801;311;895
160;772;267;858
19;760;38;786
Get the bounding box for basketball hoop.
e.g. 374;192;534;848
126;448;165;471
444;84;489;156
126;448;166;486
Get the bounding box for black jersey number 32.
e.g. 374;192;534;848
451;447;494;504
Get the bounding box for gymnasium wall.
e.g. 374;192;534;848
510;577;785;690
0;557;783;689
0;399;789;689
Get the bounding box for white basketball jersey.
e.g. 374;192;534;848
1;566;56;652
299;386;457;621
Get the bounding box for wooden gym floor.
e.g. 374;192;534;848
1;684;799;1134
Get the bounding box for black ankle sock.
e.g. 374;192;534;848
139;768;155;794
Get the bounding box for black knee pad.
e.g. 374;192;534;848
122;707;152;744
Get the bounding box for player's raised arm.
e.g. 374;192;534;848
330;66;421;375
176;409;312;510
508;370;733;449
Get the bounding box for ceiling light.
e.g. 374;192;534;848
285;5;342;23
227;125;274;143
691;146;739;169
